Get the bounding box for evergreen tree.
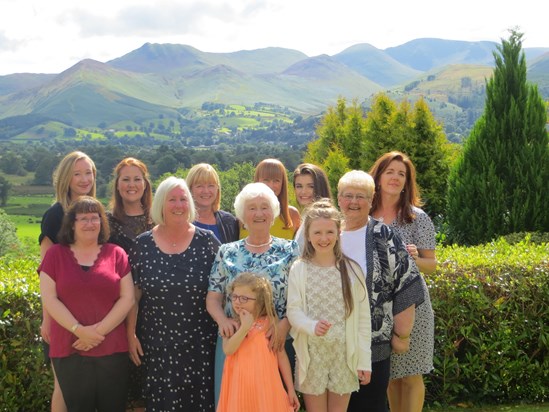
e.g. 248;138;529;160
446;30;549;245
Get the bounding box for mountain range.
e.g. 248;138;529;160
0;38;547;135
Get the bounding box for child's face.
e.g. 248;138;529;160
231;285;258;317
308;217;339;255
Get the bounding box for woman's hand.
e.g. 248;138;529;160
217;316;240;338
406;244;419;260
314;319;332;336
72;324;105;350
128;333;144;366
358;370;371;385
391;333;410;354
40;313;51;344
266;317;290;351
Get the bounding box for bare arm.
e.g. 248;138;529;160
392;304;415;354
406;245;437;274
94;273;135;336
206;290;239;337
39;237;54;342
289;206;301;231
277;348;300;411
127;285;143;366
222;310;253;355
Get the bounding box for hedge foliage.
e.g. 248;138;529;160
0;237;547;410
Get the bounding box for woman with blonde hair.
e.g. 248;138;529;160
186;163;239;244
128;176;220;411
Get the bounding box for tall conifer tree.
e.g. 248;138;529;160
446;30;549;244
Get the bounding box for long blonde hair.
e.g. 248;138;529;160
53;151;96;210
301;199;363;318
228;272;279;342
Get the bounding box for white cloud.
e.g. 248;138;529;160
0;0;546;74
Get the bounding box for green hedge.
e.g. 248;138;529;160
426;236;549;405
0;237;547;410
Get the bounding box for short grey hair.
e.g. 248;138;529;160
151;176;196;225
234;182;280;222
337;170;375;199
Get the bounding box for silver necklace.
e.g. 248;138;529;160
244;236;272;248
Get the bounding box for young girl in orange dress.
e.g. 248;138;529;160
217;273;300;412
287;200;372;412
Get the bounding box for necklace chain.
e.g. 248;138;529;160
244;236;272;248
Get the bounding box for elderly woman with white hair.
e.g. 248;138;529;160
127;176;221;412
207;182;299;406
337;170;425;412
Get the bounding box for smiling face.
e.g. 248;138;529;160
117;165;145;206
69;158;95;200
379;160;407;197
163;186;190;224
338;187;372;225
190;180;219;210
294;174;316;207
242;195;274;232
307;217;338;258
73;212;101;242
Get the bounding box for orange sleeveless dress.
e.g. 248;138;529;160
217;317;293;412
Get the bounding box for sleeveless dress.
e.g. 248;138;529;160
217;317;293;412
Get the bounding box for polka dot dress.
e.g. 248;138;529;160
130;228;219;411
387;206;435;379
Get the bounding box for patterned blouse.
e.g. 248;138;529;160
209;237;299;319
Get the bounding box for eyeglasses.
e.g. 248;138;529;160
75;217;101;224
340;193;369;202
229;293;256;304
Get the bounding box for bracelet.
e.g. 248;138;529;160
70;323;81;333
392;330;410;340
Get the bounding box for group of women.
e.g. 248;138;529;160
38;151;437;412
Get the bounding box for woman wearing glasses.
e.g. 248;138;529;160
207;182;299;406
337;171;425;412
39;150;97;412
38;196;135;412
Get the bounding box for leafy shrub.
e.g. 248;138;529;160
0;256;52;411
0;237;547;410
0;209;20;257
426;237;549;405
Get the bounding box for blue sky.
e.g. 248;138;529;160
0;0;546;75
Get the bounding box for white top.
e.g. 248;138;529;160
340;225;367;276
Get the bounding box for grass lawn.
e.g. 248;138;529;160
9;214;41;242
425;404;548;412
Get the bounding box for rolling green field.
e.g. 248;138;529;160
4;194;54;244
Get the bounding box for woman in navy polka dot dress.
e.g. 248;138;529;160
128;176;220;411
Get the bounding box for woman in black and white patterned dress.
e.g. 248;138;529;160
369;151;436;412
127;176;220;412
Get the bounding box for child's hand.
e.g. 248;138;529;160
287;389;300;411
314;319;332;336
358;370;371;385
238;309;254;331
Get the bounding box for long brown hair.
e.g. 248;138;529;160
109;157;152;221
228;272;279;343
254;159;293;229
293;163;332;208
58;196;110;245
301;199;364;318
369;151;422;224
